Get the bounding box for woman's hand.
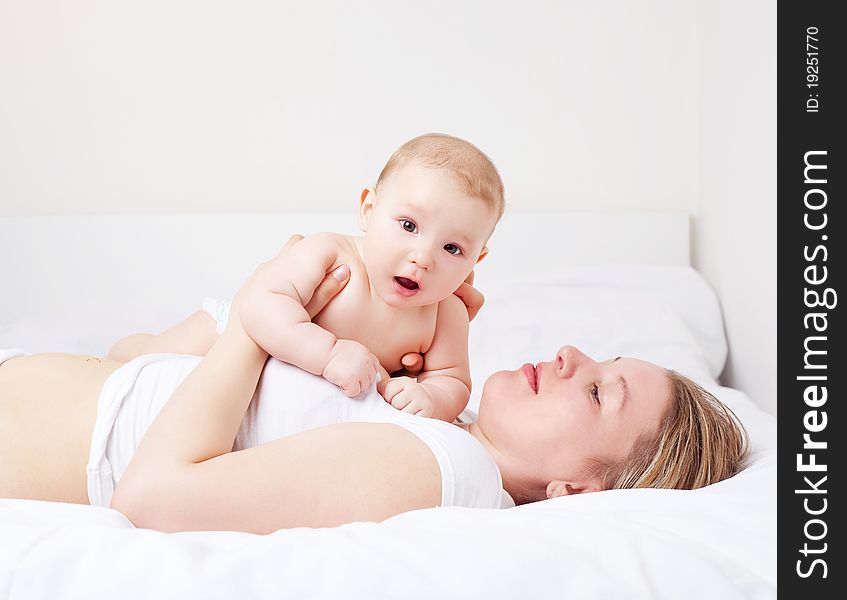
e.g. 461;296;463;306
281;234;352;319
454;270;485;322
231;234;350;326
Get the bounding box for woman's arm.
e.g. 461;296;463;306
111;268;440;533
114;417;441;533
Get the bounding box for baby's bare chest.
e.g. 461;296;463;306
312;264;437;372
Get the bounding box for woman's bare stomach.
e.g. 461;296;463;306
0;353;122;504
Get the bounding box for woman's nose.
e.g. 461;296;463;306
555;345;593;378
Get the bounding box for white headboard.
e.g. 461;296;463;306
0;210;689;354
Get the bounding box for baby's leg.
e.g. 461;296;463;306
107;310;218;361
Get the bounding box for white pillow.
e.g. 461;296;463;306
466;265;779;453
470;266;720;391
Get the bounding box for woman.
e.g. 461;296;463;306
0;254;748;534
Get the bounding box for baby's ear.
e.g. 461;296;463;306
358;187;377;231
475;246;489;265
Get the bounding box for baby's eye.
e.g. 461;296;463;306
444;243;462;256
399;219;417;233
590;383;601;405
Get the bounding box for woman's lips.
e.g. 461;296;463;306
522;363;538;393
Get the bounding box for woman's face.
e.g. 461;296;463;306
476;345;672;496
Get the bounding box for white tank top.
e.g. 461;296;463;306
87;354;511;510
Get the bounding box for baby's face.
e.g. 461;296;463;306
360;163;496;308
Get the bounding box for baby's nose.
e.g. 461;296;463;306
409;246;434;269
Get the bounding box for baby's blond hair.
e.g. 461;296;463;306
376;133;505;222
591;370;749;491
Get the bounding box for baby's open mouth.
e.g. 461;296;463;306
394;276;419;290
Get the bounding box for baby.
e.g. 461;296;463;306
109;134;504;422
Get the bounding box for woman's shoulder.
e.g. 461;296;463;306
385;415;504;509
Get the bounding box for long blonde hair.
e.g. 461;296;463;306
593;370;749;490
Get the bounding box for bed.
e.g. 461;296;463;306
0;211;776;599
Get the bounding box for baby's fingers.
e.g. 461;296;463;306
390;392;412;411
382;379;402;402
376;364;392;396
341;381;361;397
382;377;409;402
361;358;379;391
400;400;420;415
384;380;413;410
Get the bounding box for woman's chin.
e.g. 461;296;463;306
477;371;513;413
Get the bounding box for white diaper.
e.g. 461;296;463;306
86;353;201;507
202;297;232;335
0;348;28;364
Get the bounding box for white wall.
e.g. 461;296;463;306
693;0;777;415
0;1;776;414
0;0;697;216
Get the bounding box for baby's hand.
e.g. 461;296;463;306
322;339;380;397
382;376;435;417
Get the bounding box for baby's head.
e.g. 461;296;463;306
375;133;505;223
359;134;504;307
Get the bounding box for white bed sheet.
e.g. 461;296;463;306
0;265;776;599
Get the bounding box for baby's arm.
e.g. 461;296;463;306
106;234;350;364
382;294;471;422
239;234;378;396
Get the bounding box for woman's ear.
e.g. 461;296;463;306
359;187;377;231
546;478;602;499
475;246;489;265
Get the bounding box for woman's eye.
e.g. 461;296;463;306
591;383;601;405
400;219;417;233
444;243;462;256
